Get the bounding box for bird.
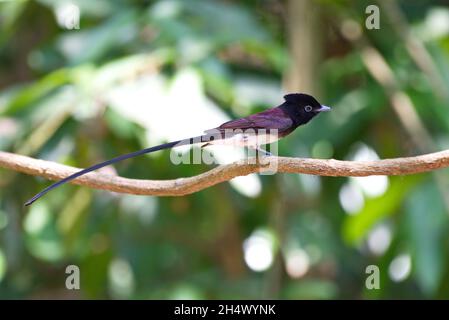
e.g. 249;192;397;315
24;93;330;206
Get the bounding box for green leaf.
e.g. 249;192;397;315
404;181;449;296
343;175;423;244
3;68;72;115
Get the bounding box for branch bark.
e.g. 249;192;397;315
1;150;449;197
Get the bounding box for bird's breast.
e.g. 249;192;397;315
208;131;281;147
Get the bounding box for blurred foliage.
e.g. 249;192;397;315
1;0;449;299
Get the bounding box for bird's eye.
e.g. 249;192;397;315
305;105;313;112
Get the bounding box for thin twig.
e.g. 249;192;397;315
1;150;449;197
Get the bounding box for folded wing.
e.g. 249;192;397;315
206;108;293;134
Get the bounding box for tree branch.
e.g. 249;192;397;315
1;150;449;197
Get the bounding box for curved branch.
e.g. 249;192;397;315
1;150;449;197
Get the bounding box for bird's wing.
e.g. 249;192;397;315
205;108;293;134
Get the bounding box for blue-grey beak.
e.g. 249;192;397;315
317;105;331;112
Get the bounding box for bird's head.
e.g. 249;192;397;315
283;93;331;125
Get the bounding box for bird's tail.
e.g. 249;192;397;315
24;135;207;206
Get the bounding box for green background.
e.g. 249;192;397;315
1;0;449;299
